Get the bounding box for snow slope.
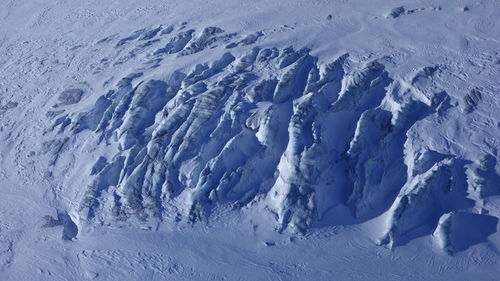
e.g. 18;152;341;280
1;0;499;280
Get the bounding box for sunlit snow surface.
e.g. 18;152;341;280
0;0;499;280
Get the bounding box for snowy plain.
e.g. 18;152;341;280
0;0;500;280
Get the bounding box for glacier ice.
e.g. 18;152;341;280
37;23;500;249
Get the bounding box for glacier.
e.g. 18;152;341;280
0;0;499;280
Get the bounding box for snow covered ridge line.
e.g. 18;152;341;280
43;24;498;252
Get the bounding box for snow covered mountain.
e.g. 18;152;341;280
1;0;499;280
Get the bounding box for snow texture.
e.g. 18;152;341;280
0;0;499;280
